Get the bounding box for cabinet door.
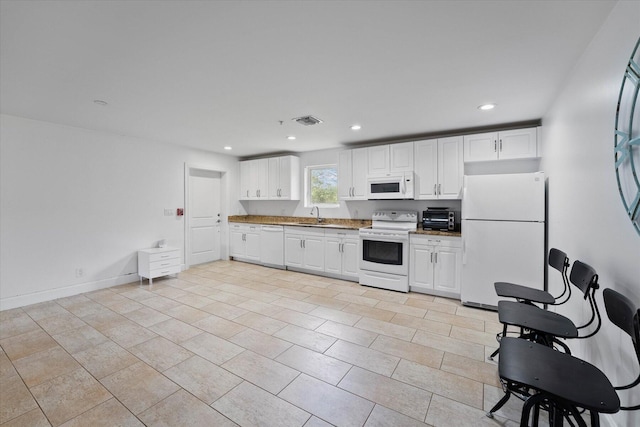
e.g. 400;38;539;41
255;158;269;199
351;148;368;199
434;247;461;294
239;161;252;200
463;132;498;162
303;235;325;272
341;238;360;279
498;128;537;160
324;237;342;275
245;230;261;261
230;229;245;257
409;244;435;289
414;139;438;199
338;150;353;200
284;234;303;268
279;156;300;200
268;157;281;199
368;145;389;175
438;136;463;199
390;142;414;173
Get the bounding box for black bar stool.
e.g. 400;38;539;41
492;260;601;358
487;287;639;426
495;248;571;306
489;249;571;360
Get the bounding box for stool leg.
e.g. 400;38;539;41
589;410;600;427
486;390;511;418
521;394;546;427
489;323;508;361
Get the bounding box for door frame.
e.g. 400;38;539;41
184;163;228;269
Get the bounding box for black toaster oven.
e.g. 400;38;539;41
422;209;455;231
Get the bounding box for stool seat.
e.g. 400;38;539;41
499;337;620;413
498;300;578;339
495;282;555;305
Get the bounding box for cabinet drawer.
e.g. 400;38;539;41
149;257;180;271
149;250;180;262
148;264;181;278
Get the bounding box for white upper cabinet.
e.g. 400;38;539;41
390;142;414;173
268;155;300;200
240;156;299;201
338;147;368;200
367;145;388;175
239;158;269;200
415;136;463;200
463;127;538;162
367;142;414;175
498;128;538;160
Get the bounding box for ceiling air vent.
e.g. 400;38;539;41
292;115;323;126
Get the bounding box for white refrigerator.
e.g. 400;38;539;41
461;172;546;309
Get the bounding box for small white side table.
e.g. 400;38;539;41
137;247;180;285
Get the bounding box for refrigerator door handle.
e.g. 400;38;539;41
462;238;467;265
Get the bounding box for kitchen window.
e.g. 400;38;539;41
305;164;339;208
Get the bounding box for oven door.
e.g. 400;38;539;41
359;230;409;276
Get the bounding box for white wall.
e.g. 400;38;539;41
240;147;462;220
0;114;241;310
540;2;640;425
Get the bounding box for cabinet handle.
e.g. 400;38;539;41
161;255;170;258
494;140;497;152
303;240;306;249
246;190;249;197
161;270;171;274
438;184;441;195
499;139;503;152
161;263;170;266
430;252;434;263
434;253;438;263
300;239;303;248
433;184;437;195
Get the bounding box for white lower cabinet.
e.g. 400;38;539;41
409;234;462;297
284;227;325;272
229;223;261;263
324;230;359;280
138;247;181;285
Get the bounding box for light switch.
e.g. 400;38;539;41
164;209;173;216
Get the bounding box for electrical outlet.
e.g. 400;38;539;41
75;268;84;277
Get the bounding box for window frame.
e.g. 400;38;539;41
304;164;340;208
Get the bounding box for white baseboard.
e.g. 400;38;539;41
0;266;183;311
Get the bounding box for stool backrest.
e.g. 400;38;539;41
569;260;598;299
604;288;640;366
548;248;569;273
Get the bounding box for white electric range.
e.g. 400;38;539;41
359;210;418;292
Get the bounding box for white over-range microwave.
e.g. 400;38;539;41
366;172;414;200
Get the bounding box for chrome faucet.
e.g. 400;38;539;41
310;206;323;223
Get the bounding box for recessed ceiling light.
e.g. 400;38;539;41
223;146;232;150
478;103;496;110
287;136;296;140
93;99;108;106
350;124;362;130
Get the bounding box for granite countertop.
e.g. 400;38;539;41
228;215;371;230
228;215;462;237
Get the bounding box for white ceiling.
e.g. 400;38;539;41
0;0;615;158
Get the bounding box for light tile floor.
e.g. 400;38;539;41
0;260;529;426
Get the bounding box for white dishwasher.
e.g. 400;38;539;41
260;225;284;268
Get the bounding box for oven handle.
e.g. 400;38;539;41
360;234;409;243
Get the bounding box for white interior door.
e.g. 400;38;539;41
189;169;221;266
